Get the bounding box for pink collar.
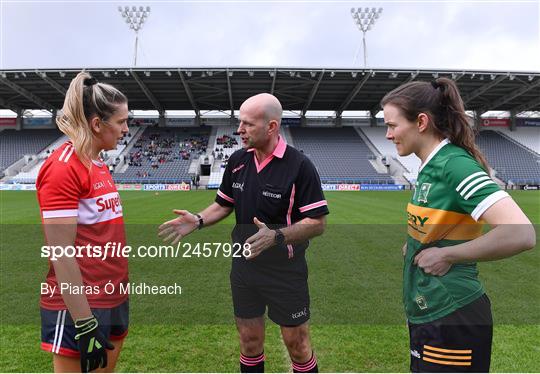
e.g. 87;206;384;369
247;135;287;158
248;136;287;173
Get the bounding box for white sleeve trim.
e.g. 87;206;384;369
42;209;78;219
456;171;487;193
464;180;496;200
471;190;510;221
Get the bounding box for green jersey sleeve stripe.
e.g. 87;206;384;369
464;180;496;200
460;175;492;197
456;171;487;193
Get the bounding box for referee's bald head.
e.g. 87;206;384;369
241;93;282;127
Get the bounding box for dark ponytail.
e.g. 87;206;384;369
381;77;490;172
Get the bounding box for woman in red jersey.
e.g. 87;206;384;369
37;71;129;372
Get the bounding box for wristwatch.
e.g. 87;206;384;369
194;213;204;230
274;229;285;246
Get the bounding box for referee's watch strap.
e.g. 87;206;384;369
274;228;285;246
194;213;204;230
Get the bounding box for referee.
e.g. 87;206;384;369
159;93;328;373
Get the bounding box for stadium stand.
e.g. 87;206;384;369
2;124;538;187
100;127;139;167
7;128;141;183
494;127;540;155
213;126;241;158
357;126;540;185
208;166;226;189
280;126;294;146
207;126;241;188
2;67;538;190
113;127;210;183
8;135;67;183
477;130;540;184
289;127;394;184
9;159;45;183
0;129;61;175
358;126;421;183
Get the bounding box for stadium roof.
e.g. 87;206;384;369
1;68;539;116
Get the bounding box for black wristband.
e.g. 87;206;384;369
274;228;285;246
194;213;204;230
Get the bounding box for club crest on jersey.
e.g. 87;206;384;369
415;295;428;310
417;183;431;203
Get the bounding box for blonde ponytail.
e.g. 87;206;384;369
56;72;94;167
56;71;128;168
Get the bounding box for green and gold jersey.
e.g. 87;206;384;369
405;139;509;324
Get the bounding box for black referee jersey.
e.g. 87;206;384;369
215;136;329;262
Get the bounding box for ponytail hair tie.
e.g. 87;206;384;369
431;80;445;93
83;77;98;87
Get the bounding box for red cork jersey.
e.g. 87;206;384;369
37;142;128;309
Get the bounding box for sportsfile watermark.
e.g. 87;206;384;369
2;224;538;325
41;242;253;261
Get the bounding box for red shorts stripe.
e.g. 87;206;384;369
41;342;80;358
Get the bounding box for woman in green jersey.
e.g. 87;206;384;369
381;78;535;372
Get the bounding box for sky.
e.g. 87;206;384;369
1;0;539;71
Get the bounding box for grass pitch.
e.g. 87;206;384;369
0;190;538;372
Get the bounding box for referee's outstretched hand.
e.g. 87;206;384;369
158;209;198;245
245;217;275;260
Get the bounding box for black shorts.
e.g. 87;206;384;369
408;294;493;372
230;256;310;326
41;300;129;357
